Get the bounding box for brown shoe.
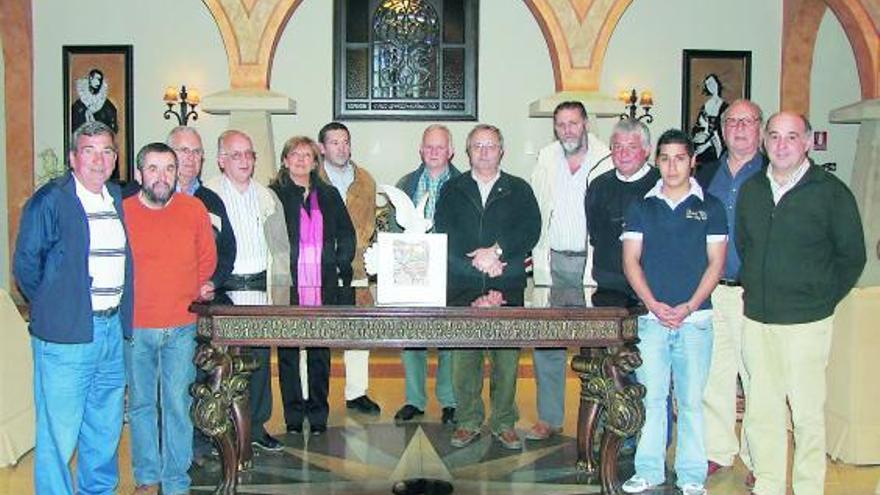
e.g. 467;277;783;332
493;428;523;450
524;421;562;440
132;485;159;495
450;427;481;448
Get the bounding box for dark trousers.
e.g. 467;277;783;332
247;346;273;439
278;347;331;428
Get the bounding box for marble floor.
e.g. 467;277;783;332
2;350;879;494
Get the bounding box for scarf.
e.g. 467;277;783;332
297;189;324;306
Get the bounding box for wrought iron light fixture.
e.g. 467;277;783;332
163;85;200;126
618;88;654;123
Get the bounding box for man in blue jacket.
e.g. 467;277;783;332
14;121;134;495
392;124;461;425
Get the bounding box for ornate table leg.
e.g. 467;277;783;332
572;345;644;494
191;341;258;495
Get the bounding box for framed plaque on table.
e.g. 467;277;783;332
375;232;446;307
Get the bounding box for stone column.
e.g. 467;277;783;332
201;89;296;186
830;99;880;285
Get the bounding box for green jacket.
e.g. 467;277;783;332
735;164;866;324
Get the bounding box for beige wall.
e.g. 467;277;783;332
0;34;8;291
29;0;857;189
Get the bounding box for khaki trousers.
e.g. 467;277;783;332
742;316;833;495
702;285;752;468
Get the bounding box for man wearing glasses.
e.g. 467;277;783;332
167;126;236;464
434;124;541;451
205;130;291;452
694;99;766;489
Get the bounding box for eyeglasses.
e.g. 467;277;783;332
173;147;203;157
723;117;760;128
469;142;500;151
220;150;257;162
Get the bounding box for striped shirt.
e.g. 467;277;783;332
549;155;589;252
221;176;268;276
219;177;270;306
74;177;126;311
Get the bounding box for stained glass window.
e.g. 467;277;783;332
334;0;478;120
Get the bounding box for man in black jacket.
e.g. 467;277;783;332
736;111;865;495
693;99;765;487
434;124;541;451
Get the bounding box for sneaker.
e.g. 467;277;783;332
450;428;481;448
251;433;284;452
492;428;522;450
621;475;655;494
524;420;562;440
679;482;707;495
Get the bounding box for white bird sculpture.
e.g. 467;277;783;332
379;184;433;234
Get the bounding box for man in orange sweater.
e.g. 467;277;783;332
123;142;217;495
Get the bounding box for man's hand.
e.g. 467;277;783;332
468;246;505;275
471;290;507;307
665;303;692;329
646;300;680;329
199;281;215;301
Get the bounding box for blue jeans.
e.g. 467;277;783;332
402;349;456;410
32;313;125;495
633;317;713;488
125;324;197;495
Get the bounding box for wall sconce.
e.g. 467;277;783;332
163;85;200;126
618;88;654;123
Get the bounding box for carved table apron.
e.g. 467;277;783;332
190;303;645;495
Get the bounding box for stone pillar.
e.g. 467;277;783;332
201;89;296;186
830;98;880;285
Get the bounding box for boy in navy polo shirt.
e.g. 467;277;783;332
620;129;727;495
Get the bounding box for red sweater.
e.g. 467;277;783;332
124;193;217;327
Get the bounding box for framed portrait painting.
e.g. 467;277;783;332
63;45;134;181
681;49;751;164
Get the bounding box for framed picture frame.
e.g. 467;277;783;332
63;45;134;181
681;49;751;164
376;232;447;307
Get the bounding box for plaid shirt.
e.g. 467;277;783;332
414;167;452;221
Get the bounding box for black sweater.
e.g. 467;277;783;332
586;166;659;296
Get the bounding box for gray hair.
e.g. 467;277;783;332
611;118;651;150
465;124;504;152
217;129;253;154
166;125;201;146
422;124;453;147
70;121;116;154
721;99;764;124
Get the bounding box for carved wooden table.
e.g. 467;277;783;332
190;302;645;495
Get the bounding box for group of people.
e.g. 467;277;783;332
14;96;865;495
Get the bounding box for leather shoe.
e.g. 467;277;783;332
524;421;562;440
394;404;424;422
441;407;456;425
346;395;381;415
745;470;756;489
450;427;481;448
493;428;522;450
706;460;724;477
252;433;284;452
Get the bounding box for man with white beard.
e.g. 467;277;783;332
527;101;611;441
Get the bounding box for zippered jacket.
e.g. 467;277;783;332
13;173;134;343
735;164;865;324
434;171;541;306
